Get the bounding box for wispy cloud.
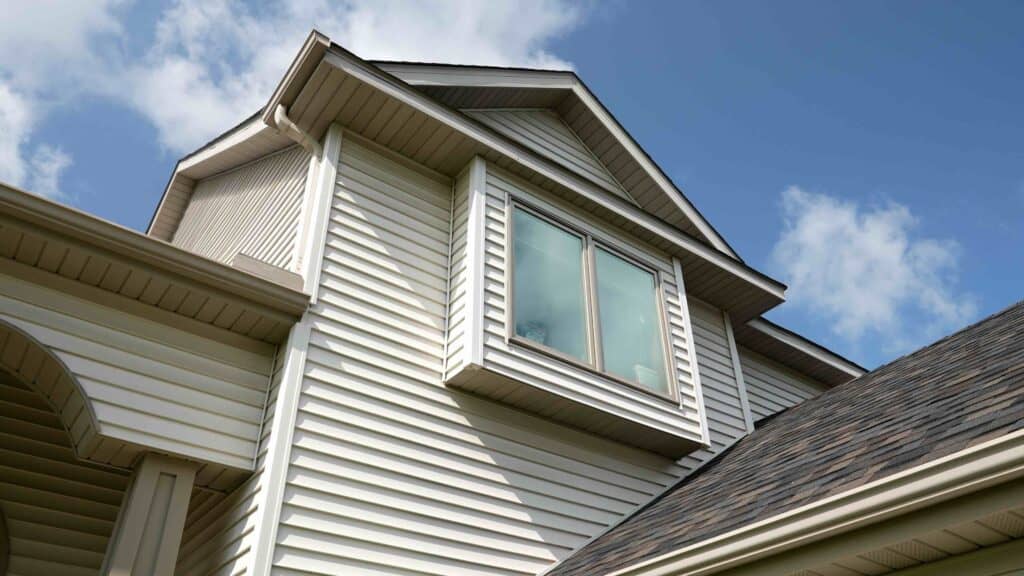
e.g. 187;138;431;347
772;186;977;357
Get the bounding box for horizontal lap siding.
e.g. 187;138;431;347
276;140;683;575
465;109;632;203
739;347;826;422
0;374;129;576
445;168;471;378
176;350;286;576
0;273;272;470
678;299;750;473
173;146;309;270
480;170;703;443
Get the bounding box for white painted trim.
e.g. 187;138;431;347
178;117;268;174
319;50;785;302
248;320;312;576
723;311;755;433
674;258;710;447
464;156;488;368
375;63;577;89
746;318;866;379
609;428;1024;576
293;153;320;273
300;123;343;302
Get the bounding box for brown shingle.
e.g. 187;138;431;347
549;300;1024;576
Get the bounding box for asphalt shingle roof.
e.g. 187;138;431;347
549;300;1024;576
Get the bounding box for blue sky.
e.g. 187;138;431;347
2;1;1021;368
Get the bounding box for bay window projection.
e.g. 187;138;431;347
510;204;672;397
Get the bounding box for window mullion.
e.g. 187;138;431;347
585;235;604;372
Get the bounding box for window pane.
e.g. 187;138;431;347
595;248;669;394
512;208;589;362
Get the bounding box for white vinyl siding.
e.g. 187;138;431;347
272;138;685;575
0;374;129;576
739;347;826;422
176;349;286;576
464;109;633;203
172;146;310;270
444;165;471;380
0;272;273;471
457;168;703;448
677;299;750;472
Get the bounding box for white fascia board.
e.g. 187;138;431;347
177;116;269;176
609;428;1024;576
322;49;785;303
568;81;739;261
746;318;866;379
374;62;577;89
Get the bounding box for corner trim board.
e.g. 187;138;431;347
674;258;710;447
723;311;755;433
464;156;488;368
300;123;344;301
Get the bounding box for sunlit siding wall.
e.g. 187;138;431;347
271;138;687;575
176;350;286;576
172;146;310;270
739;347;826;422
677;299;751;473
444;165;471;380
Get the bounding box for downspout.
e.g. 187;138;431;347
274;104;322;157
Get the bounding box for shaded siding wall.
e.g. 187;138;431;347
739;347;827;423
464;109;632;203
176;349;286;576
0;372;129;576
172;146;310;270
678;299;751;473
0;273;273;471
271;139;687;576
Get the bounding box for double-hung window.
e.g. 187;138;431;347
510;204;673;398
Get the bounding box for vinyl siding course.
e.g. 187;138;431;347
172;146;310;270
0;272;273;471
739;347;826;422
272;139;687;575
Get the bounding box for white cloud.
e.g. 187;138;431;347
0;81;73;200
772;186;977;354
122;0;583;152
0;0;124;201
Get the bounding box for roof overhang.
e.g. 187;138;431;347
373;61;743;261
254;35;785;322
607;428;1024;576
733;317;866;386
2;183;308;344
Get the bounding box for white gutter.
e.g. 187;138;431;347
609;428;1024;576
274;104;322;157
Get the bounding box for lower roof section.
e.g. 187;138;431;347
548;299;1024;575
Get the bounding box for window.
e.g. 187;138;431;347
510;204;672;397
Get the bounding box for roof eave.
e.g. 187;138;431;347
608;428;1024;576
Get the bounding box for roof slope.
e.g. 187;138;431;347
549;300;1024;576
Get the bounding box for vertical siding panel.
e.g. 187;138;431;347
275;140;690;575
173;146;310;270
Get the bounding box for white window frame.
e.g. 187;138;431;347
506;199;678;402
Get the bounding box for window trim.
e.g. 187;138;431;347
506;199;678;403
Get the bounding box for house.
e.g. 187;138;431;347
0;30;1020;576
